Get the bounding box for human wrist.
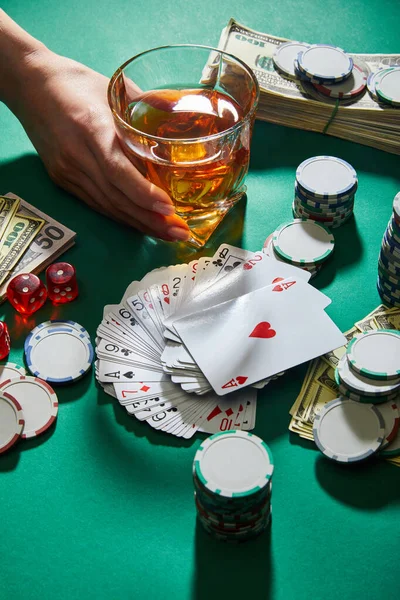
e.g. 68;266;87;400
0;10;51;112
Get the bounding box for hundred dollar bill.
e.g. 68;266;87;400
0;213;45;285
0;192;76;299
215;19;400;155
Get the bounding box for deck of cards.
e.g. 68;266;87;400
95;243;347;438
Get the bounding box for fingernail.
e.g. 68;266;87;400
168;226;190;241
154;201;175;216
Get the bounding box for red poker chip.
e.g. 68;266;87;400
0;391;25;454
313;63;367;99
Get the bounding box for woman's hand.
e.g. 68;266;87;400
7;47;190;242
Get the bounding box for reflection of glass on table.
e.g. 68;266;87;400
108;45;259;248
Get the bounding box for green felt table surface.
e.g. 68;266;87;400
1;1;400;599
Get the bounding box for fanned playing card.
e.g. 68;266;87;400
95;243;345;435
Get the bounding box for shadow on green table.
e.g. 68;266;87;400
192;520;273;600
315;455;400;509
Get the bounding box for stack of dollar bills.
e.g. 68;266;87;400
289;304;400;467
216;19;400;155
0;192;76;301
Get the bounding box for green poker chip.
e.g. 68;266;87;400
272;219;335;266
346;330;400;381
375;67;400;107
194;430;274;499
335;363;400;402
193;431;274;542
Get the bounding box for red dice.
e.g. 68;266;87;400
7;274;47;315
46;262;78;304
0;321;10;360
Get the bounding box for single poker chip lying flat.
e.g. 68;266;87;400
0;392;25;454
0;362;27;383
336;354;400;397
375;67;400;106
0;376;58;438
297;44;353;82
346;329;400;380
273;41;310;78
272;219;334;265
25;324;94;384
375;400;400;450
296;156;358;199
194;430;274;498
313;397;385;463
24;320;91;355
314;62;367;99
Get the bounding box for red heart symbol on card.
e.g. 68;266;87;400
272;277;284;292
249;322;276;339
163;297;170;304
243;263;252;270
236;376;248;385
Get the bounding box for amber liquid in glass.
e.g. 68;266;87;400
125;88;249;243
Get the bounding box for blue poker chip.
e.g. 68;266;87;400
294;185;355;210
25;323;93;384
377;282;400;307
24;320;91;356
297;44;353;83
386;228;400;248
379;248;400;271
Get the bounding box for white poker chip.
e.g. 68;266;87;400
346;330;400;381
194;430;274;498
314;62;367;99
297;44;353;81
25;323;94;384
313;397;385;463
393;192;400;220
24;320;91;355
296;156;358;199
0;392;25;454
262;233;320;276
273;41;310;78
375;67;400;106
380;408;400;457
0;362;27;383
367;69;384;101
336;354;400;397
0;376;58;438
272;219;335;265
375;400;400;450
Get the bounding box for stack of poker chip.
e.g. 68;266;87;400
377;192;400;308
293;156;357;228
292;44;368;102
314;330;400;463
193;430;273;542
263;218;335;279
273;43;368;103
